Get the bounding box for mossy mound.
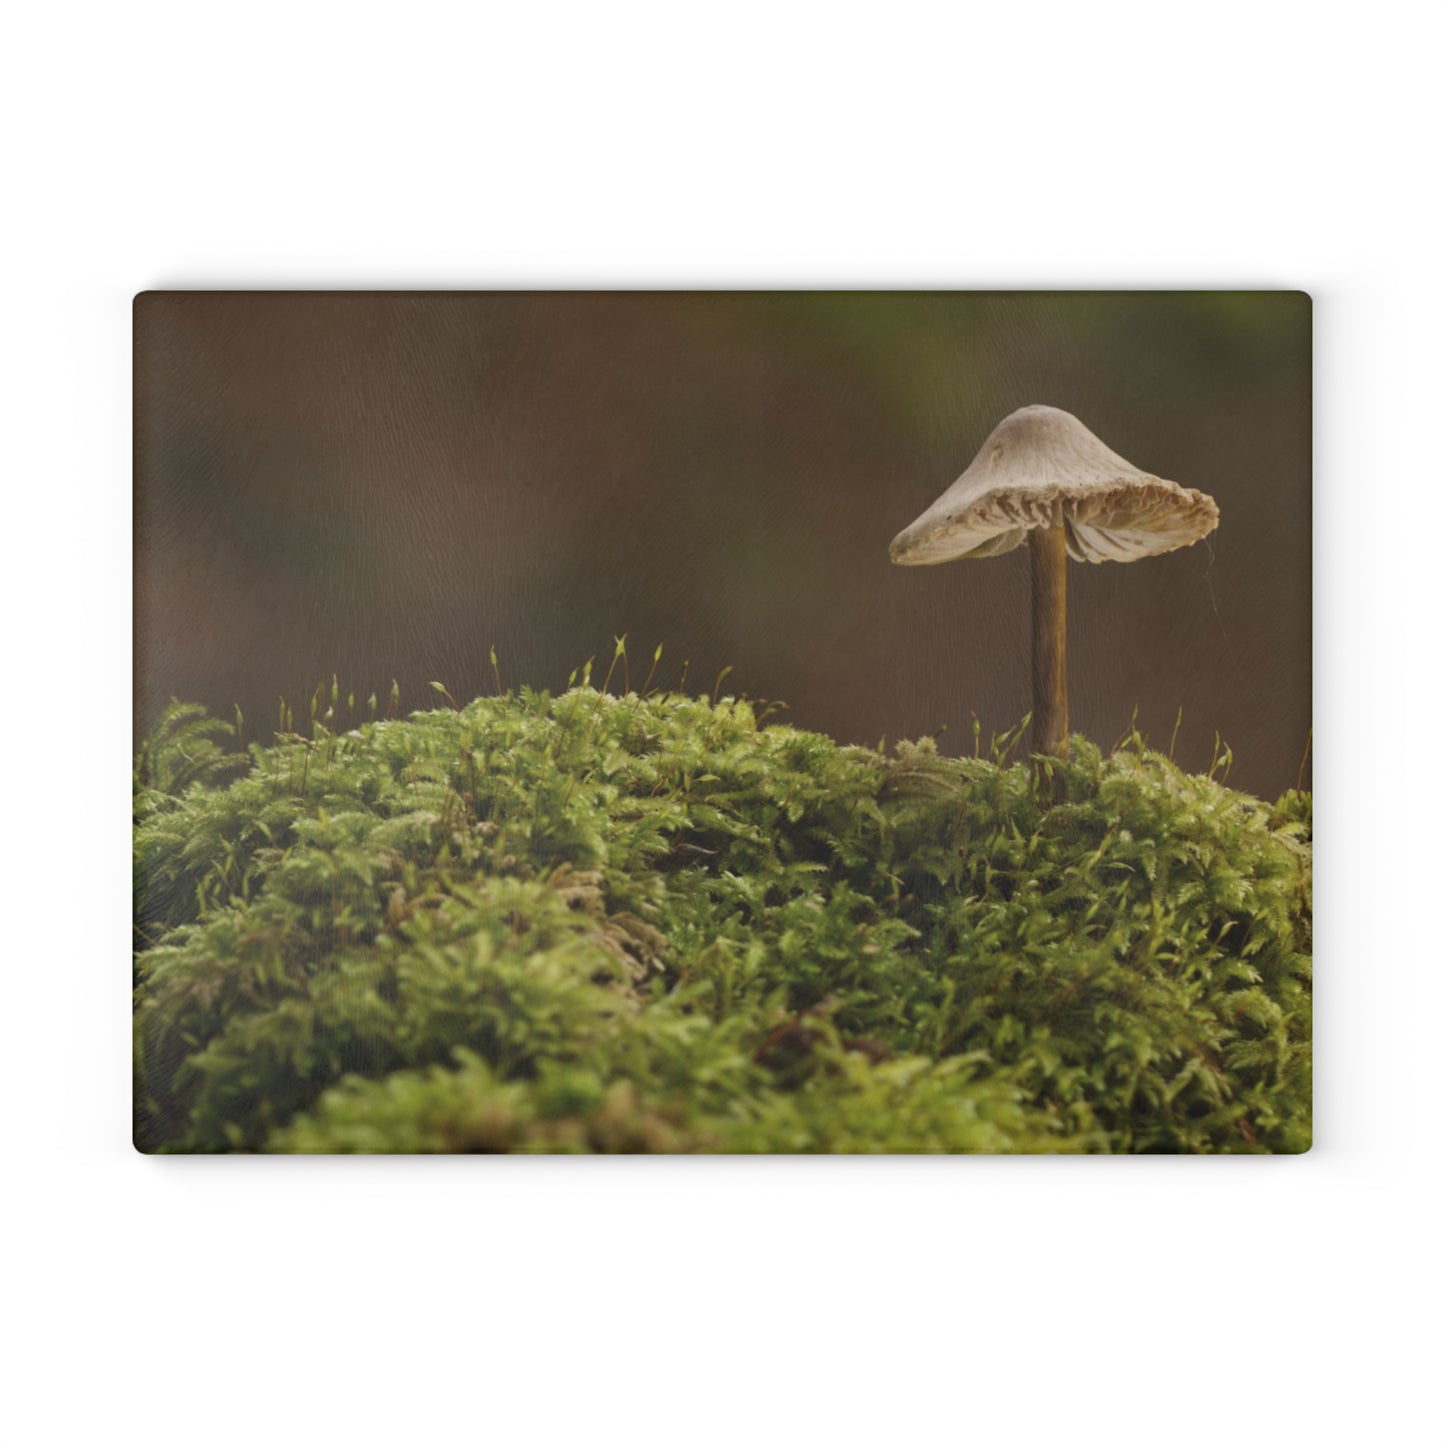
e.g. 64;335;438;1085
133;688;1312;1153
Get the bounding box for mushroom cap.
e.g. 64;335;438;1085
889;404;1219;565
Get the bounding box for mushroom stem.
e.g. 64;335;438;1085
1029;523;1069;760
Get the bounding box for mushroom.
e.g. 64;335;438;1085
889;404;1219;762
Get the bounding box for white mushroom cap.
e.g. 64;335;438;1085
889;404;1220;565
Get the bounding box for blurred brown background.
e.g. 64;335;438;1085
134;292;1311;798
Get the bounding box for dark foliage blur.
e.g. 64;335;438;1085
134;292;1310;797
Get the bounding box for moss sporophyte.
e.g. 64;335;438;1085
133;686;1311;1154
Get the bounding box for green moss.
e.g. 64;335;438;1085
133;686;1311;1154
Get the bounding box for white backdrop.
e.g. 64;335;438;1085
6;3;1438;1441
